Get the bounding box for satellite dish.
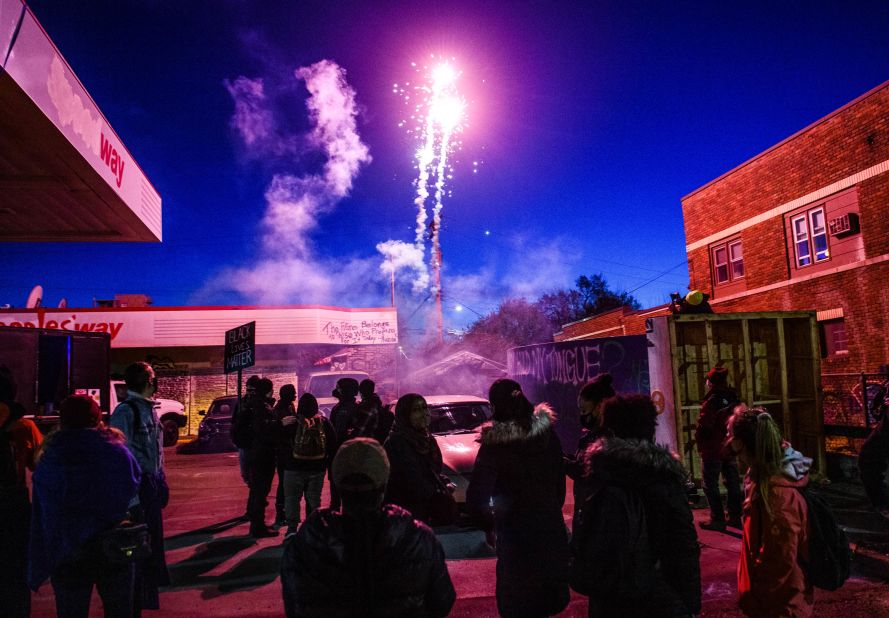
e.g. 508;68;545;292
25;285;43;308
58;298;67;308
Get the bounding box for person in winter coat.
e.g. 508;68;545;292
360;379;394;443
0;366;42;618
110;361;170;611
695;366;742;530
280;437;456;618
466;379;570;618
280;393;336;537
273;384;298;526
728;406;814;617
328;378;360;510
29;395;142;618
383;394;445;524
577;394;701;617
231;374;261;489
566;373;615;502
246;378;281;537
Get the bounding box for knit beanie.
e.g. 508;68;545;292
60;394;102;429
332;438;390;490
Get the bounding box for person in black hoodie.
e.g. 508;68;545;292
273;384;298;526
280;437;455;618
281;394;336;538
566;373;615;502
328;378;360;510
247;378;280;538
578;394;701;617
359;379;394;443
466;379;570;618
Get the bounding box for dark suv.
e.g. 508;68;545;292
179;395;238;453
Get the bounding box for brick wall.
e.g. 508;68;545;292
681;81;889;373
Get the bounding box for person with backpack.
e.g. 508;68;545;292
110;362;171;612
359;378;394;443
0;366;42;617
728;406;817;617
29;395;142;618
281;393;335;538
695;366;743;531
328;378;360;510
280;437;455;617
572;394;701;617
466;379;570;618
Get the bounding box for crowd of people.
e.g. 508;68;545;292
2;361;883;617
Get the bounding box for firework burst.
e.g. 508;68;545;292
393;57;466;293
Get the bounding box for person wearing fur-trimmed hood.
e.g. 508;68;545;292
578;394;701;616
466;379;570;618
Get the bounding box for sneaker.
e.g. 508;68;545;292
727;516;743;529
699;519;727;531
250;525;278;538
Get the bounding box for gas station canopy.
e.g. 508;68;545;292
0;0;161;242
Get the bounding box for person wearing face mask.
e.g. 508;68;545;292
383;393;445;524
110;362;171;614
565;373;615;503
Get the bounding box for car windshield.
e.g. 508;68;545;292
306;374;368;398
429;403;492;434
207;399;235;418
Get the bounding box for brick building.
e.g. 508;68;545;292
684;79;889;375
558;80;889;377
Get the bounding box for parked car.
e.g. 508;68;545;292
304;370;371;417
386;395;492;504
111;380;186;447
178;395;238;454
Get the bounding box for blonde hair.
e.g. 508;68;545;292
728;406;784;514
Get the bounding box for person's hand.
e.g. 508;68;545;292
281;416;298;426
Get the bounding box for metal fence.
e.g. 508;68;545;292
822;372;888;430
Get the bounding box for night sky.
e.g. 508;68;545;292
3;1;889;331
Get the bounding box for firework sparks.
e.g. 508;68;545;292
395;58;466;292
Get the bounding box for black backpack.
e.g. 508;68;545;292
797;487;851;590
569;479;656;599
292;416;327;461
0;413;20;491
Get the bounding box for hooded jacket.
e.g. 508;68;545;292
695;385;739;461
280;505;455;618
466;404;570;616
738;445;814;618
582;436;702;615
28;428;141;590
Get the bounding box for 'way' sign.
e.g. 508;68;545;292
225;322;255;373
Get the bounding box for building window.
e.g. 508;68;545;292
711;238;743;285
792;207;830;268
821;319;848;356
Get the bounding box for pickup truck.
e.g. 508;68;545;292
303;370;371;417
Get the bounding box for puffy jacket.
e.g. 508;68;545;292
280;505;455;618
695;386;739;461
738;446;814;617
582;436;702;615
466;404;570;617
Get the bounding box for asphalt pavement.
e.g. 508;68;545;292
28;447;889;617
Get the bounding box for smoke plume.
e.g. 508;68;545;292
199;60;376;305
